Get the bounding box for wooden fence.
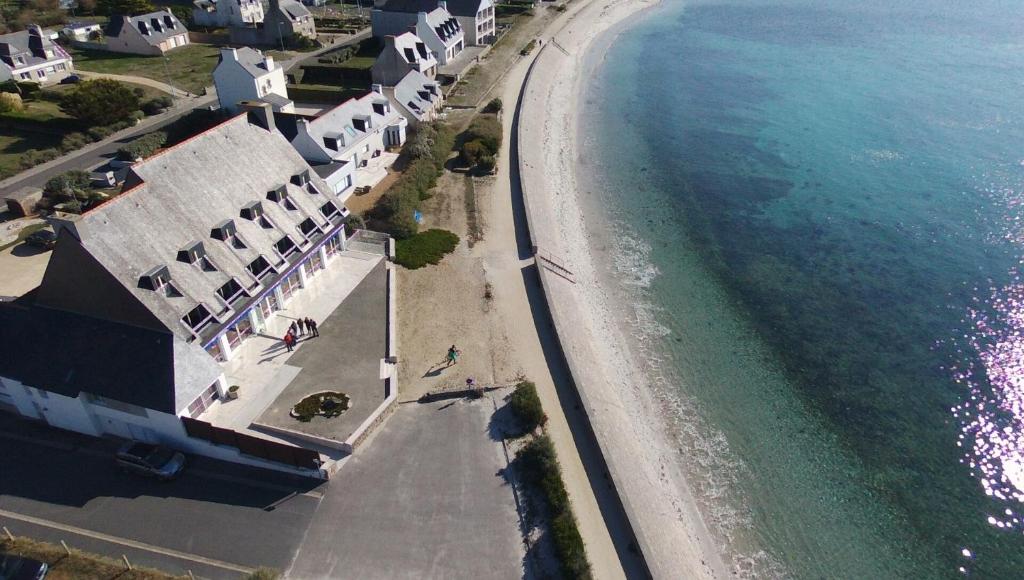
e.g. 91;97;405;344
181;416;322;470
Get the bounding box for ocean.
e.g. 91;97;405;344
578;0;1024;577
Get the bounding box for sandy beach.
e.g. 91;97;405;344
515;0;735;577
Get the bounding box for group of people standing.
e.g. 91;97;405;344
283;317;319;352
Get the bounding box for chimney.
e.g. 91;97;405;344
438;0;446;10
242;101;276;133
221;46;238;61
264;54;275;70
384;35;397;50
371;83;383;95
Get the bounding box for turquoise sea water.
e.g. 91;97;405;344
580;0;1024;577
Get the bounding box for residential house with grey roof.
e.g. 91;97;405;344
192;0;265;28
263;0;316;43
371;32;437;86
386;70;441;124
104;10;190;56
265;86;407;195
371;1;463;65
214;46;293;114
0;25;74;85
375;0;492;46
0;115;360;477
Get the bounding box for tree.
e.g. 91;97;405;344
78;0;98;14
60;79;140;127
0;92;23;113
96;0;154;16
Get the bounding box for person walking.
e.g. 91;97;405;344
297;317;306;336
283;332;295;352
289;320;298;338
446;345;460;367
306;317;319;338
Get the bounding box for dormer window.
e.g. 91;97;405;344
404;47;416;62
210;219;237;241
139;21;150;35
177;241;206;264
164;15;175;28
217;278;248;305
182;303;214;333
247;255;275;280
275;235;298;258
138;265;170;291
320;200;342;220
298;217;321;239
324;136;341;151
372;102;387;116
290;170;311;186
353;117;369;132
240;200;264;221
266;186;288;203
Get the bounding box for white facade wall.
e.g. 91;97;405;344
214;49;289;114
0;375;322;478
0;57;73;85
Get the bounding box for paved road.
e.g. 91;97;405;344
0;415;323;579
0;94;218;197
287;396;526;580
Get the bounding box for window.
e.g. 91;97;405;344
177;241;206;265
183;304;214;333
138;265;171;291
247;255;275;280
210;219;237;241
217;278;248;305
275;235;298;258
320;200;341;220
298;217;321;239
324;136;340;151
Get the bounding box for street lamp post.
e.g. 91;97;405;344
162;56;176;102
277;21;286;53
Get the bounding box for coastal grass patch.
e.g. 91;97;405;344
0;536;185;579
70;44;221;94
516;435;592;579
395;229;459;269
509;379;546;433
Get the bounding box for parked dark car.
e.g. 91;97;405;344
115;442;186;480
24;229;56;250
0;554;48;580
58;74;80;84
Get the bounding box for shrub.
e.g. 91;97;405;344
509;380;546;432
520;39;536;56
59;132;90;153
60;78;141;126
117;130;166;160
43;170;92;201
141;95;173;115
18;148;60;169
394;229;459;269
0;80;18;94
460;139;486;166
246;568;281;580
374;122;455;237
16;81;41;99
483;97;502;114
0;91;23;113
465;114;502;156
87;125;115;141
478;154;496;173
516;435;592;579
343;213;365;235
38;89;64;103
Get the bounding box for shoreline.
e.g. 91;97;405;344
516;1;733;578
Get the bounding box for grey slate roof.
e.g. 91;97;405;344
106;10;186;47
276;91;404;159
377;0;481;17
423;7;460;43
394;70;440;121
69;116;346;346
222;46;276;79
0;26;64;71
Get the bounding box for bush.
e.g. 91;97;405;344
517;435;592;579
394;229;459;269
59;132;90;153
0;92;23;113
521;39;537;56
87;125;115;141
478;154;496;173
38;89;64;103
509;380;546;432
460;139;486;166
374;122;455;237
16;81;41;99
43;170;92;201
60;79;141;126
117;130;166;160
141;95;173;115
343;213;365;235
465;114;502;156
18;148;60;169
483;97;502;114
246;568;281;580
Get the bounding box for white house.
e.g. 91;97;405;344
371;2;464;65
0;116;357;478
374;0;492;46
0;25;74;85
193;0;265;28
104;10;190;56
61;21;103;42
214;46;293;114
270;88;407;196
371;32;437;86
386;71;441;125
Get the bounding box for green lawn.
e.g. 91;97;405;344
0;130;61;178
343;55;376;69
70;44;222;94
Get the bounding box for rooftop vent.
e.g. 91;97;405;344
290;169;311;186
267;185;288;203
176;241;207;264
